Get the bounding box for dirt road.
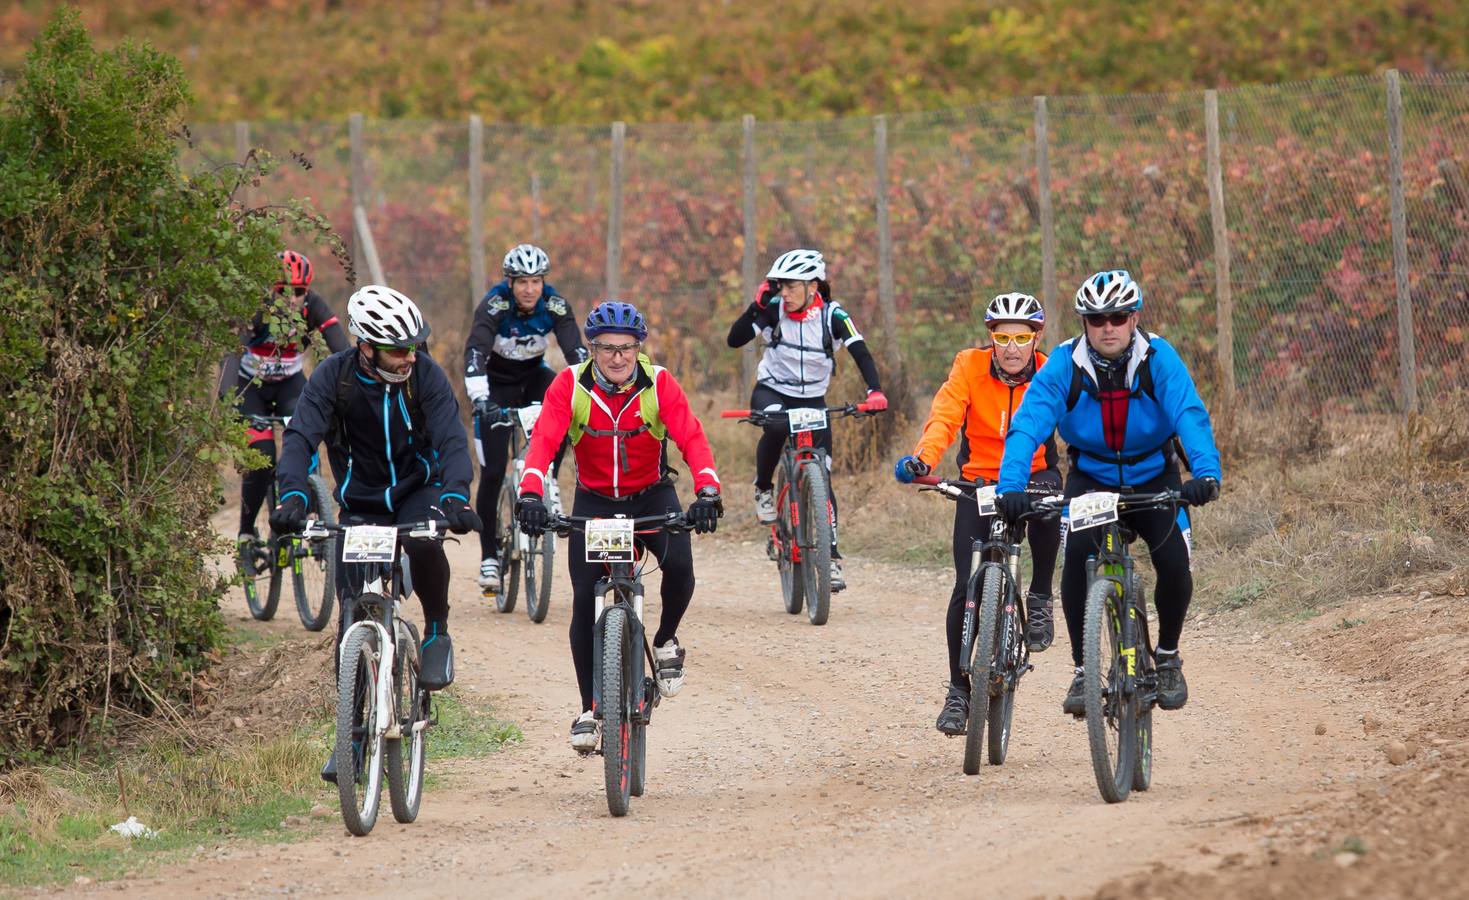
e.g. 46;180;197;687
56;529;1414;898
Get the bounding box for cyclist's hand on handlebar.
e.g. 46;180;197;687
437;495;483;534
1180;476;1220;507
473;398;502;421
687;489;723;534
893;454;929;484
517;494;550;536
268;494;307;533
863;389;889;412
996;491;1032;524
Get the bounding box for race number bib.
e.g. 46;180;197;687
341;525;397;563
1068;492;1120;531
584;518;635;563
975;484;997;517
517;404;543;435
786;407;828;434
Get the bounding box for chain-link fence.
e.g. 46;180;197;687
189;71;1469;414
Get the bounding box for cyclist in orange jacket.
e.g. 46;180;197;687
894;293;1061;735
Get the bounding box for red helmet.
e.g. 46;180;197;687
277;250;313;288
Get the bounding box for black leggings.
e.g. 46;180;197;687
566;483;694;711
236;372;305;536
945;469;1062;690
474;368;560;558
1060;468;1193;667
749;383;840;552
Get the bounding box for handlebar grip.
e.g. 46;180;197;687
720;410;751;418
855;403;872;413
913;475;943;486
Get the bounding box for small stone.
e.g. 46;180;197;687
1404;740;1420;759
309;803;331;818
1333;852;1361;868
232;716;246;730
1315;723;1327;736
1417;591;1433;601
1385;741;1409;765
1363;713;1382;735
74;876;93;886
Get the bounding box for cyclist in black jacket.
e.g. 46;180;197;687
270;285;481;784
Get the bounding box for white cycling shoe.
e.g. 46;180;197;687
654;638;686;698
754;489;777;525
570;710;600;754
478;557;500;591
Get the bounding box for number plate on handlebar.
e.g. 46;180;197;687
786;408;828;434
1068;492;1120;531
341;525;397;563
584;518;635;563
517;404;543;435
975;484;997;517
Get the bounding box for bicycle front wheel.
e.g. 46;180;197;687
601;606;633;817
386;620;426;823
336;623;385;835
1083;576;1136;803
494;480;521;613
797;461;833;626
775;467;803;616
524;530;554;624
963;567;1002;776
293;474;337;631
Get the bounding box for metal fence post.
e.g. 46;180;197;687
606;121;626;299
741;114;758;392
468;115;485;315
874;115;899;367
349;113;365;287
1204;90;1236;405
1035;97;1058;348
233;121;250;206
1385;70;1419;414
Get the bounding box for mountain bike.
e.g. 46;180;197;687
475;403;557;623
551;510;694;817
1068;489;1192;803
719;402;879;626
914;476;1064;775
236;414;337;630
298;518;449;836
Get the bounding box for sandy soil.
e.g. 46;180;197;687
39;515;1468;899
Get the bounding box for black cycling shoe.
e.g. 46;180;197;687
1025;592;1054;653
320;753;337;785
1062;669;1086;717
935;684;969;735
419;626;454;691
1155;653;1188;710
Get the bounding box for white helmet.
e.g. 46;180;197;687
1074;270;1143;315
984;292;1045;328
348;285;430;347
503;243;549;278
765;248;825;282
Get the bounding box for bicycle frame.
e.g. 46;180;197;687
484;406;539;554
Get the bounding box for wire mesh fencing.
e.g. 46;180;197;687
187;71;1469;417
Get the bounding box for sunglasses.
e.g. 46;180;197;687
371;344;415;357
590;341;641;358
275;285;308;298
775;279;812;292
990;331;1037;348
1083;312;1134;328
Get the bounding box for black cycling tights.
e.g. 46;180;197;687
474;369;561;558
1060;468;1193;667
566;483;694;712
945;470;1062;690
236;372;304;536
749;384;839;550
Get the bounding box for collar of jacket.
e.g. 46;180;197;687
784;293;825;322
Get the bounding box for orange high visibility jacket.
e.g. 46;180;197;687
912;347;1056;483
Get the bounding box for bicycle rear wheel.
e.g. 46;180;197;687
775;468;803;615
601;606;633;817
494;480;520;613
336;623;385;835
797;461;833;626
1083;576;1136;803
386;620;426;823
988;580;1022;766
293;474;337;631
1132;604;1155;792
630;676;650;797
963;567;1002;776
524;530;554;624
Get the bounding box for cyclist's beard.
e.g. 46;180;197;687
372;348;412;383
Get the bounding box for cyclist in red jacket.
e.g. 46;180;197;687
515;301;724;753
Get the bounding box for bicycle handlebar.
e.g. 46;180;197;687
245;413;291;429
297;519;452;541
550;511;693;536
719;402;881;422
910;475;1065;520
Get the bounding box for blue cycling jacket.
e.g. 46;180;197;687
997;332;1222;493
463;282;585;385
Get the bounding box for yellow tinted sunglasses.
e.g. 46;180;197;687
990;331;1037;348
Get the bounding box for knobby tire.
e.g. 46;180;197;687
494;480;520;613
798;461;833;626
963;568;1002;776
775;466;803;616
293;474;338;632
601;606;633;817
1084;577;1135;803
336;624;384;835
385;620;426;823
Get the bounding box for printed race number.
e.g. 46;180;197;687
1068;492;1120;531
584;518;635;563
341;525;397;563
786;408;828;435
975;484;997;517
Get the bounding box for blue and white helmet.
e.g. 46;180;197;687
765;249;825;282
503;243;550;278
984;292;1045;328
1074;270;1143;315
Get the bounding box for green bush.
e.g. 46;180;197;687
0;10;306;762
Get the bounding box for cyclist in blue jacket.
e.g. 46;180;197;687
994;270;1222;715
